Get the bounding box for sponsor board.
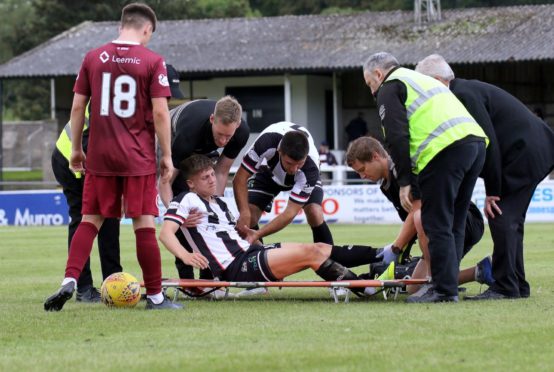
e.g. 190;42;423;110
3;179;554;226
0;190;68;226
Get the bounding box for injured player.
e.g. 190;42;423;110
159;154;385;295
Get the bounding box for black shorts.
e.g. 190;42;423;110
247;172;323;213
462;202;485;257
223;243;281;281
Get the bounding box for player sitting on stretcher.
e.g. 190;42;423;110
159;154;393;295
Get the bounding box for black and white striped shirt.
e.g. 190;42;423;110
241;122;321;204
164;192;248;279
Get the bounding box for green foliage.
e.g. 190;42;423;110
151;0;255;19
0;0;34;64
1;224;554;370
248;0;412;16
2;79;50;121
1;170;43;181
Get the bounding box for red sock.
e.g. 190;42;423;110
135;228;162;295
65;222;98;280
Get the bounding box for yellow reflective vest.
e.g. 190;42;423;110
55;109;90;178
385;68;488;174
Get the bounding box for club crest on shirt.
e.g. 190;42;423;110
379;104;386;121
158;73;169;87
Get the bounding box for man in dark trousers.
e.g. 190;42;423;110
362;52;488;303
158;96;250;280
416;54;554;300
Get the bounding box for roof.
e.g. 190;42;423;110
1;4;553;78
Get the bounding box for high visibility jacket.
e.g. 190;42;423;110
386;68;488;174
55;108;90;178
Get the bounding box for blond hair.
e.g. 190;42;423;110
214;96;242;125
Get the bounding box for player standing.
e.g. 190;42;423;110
44;3;180;311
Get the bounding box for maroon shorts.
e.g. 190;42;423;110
82;174;158;218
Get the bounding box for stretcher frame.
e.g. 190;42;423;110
149;278;431;303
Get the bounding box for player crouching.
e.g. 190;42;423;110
159;155;384;292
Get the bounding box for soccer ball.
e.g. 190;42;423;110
100;272;141;308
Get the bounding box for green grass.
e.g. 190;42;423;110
1;224;554;371
1;170;43;181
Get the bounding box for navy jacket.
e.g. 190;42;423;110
450;78;554;196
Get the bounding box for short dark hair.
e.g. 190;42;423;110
345;136;388;166
279;131;309;161
180;155;214;180
121;3;157;32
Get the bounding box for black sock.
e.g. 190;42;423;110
315;259;359;281
175;256;195;279
311;222;333;244
199;268;213;280
330;245;379;267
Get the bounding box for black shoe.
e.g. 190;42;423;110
76;286;101;303
44;282;76;311
145;296;183;310
406;286;458;303
464;288;516;301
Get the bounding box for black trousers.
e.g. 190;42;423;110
489;179;544;297
419;141;486;297
52;149;122;289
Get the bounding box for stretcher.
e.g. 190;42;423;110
148;278;431;303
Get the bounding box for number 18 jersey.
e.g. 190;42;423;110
73;40;171;176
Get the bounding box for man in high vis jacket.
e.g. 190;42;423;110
51;105;122;302
416;54;554;300
362;52;488;303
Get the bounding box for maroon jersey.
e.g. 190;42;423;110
74;41;171;176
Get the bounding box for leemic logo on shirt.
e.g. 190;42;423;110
99;51;110;63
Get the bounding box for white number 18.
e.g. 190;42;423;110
100;73;136;118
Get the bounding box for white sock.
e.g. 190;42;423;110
61;277;77;287
147;292;164;304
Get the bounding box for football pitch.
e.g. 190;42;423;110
1;223;553;371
